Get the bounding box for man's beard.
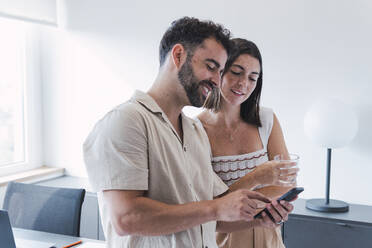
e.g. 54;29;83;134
178;58;213;108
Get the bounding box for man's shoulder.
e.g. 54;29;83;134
93;100;149;136
113;98;146;116
104;99;152;123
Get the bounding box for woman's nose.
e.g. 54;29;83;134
239;77;251;87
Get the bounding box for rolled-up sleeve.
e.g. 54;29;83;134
212;171;229;197
83;104;149;192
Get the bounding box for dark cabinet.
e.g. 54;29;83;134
283;199;372;248
35;177;372;245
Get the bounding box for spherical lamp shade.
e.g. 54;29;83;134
304;99;358;148
304;98;359;213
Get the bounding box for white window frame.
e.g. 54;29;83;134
0;22;43;176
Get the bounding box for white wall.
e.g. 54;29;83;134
41;0;372;205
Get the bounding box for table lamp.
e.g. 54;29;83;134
303;98;358;212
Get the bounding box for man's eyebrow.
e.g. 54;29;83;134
205;59;220;68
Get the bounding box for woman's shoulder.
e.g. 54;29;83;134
196;111;217;127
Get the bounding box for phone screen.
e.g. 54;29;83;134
254;187;304;220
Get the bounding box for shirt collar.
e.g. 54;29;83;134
131;90;197;140
131;90;164;115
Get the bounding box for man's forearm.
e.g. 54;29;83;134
114;196;217;236
106;188;272;236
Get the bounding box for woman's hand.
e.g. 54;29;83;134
254;160;299;187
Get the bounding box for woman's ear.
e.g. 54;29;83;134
171;43;187;69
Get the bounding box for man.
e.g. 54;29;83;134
83;17;293;248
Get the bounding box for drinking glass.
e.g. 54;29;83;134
274;153;299;184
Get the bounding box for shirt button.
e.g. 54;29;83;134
183;146;187;152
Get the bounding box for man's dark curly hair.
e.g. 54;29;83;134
159;17;231;66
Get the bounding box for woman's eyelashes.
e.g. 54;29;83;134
249;77;257;83
230;69;241;76
230;70;257;83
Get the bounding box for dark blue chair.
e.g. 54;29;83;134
3;181;85;237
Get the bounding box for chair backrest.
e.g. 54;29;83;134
0;210;17;248
2;181;86;237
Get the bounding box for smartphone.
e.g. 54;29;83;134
254;187;304;220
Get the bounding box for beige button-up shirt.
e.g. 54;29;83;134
83;90;228;248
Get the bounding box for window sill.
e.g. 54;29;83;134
0;166;65;187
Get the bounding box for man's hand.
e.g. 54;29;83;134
214;189;271;222
256;199;294;228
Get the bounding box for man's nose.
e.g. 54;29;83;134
211;72;221;88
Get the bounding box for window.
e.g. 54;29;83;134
0;18;42;176
0;20;26;166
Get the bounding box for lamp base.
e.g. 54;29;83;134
306;198;349;212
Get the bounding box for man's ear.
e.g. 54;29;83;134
171;44;187;69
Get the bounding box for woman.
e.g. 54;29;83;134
197;38;299;248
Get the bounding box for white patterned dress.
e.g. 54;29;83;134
200;107;285;248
